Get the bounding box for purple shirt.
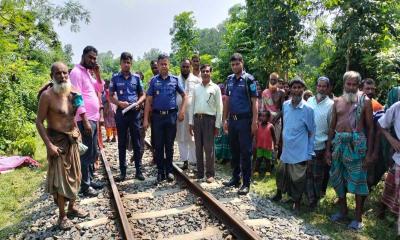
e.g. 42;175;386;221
70;64;104;122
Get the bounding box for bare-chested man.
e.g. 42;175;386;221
261;72;285;162
325;71;374;230
36;62;88;229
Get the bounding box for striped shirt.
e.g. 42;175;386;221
307;96;334;151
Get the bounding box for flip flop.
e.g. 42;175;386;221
348;220;364;231
330;212;347;222
67;208;89;218
58;218;73;230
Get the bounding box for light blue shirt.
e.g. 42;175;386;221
307;96;334;150
281;99;316;164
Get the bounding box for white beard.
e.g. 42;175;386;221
343;91;358;103
53;79;72;95
316;93;326;101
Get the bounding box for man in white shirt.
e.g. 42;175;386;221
176;59;201;170
306;76;334;209
189;64;223;183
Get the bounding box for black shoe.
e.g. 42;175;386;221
115;175;126;182
222;178;241;188
80;187;98;197
238;185;250;195
135;171;145;181
166;173;175;182
181;161;188;170
271;191;282;202
157;173;165;183
90;181;104;190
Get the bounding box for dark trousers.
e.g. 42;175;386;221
152;112;177;175
306;149;327;203
115;109;142;176
77;120;98;191
194;114;216;178
228;117;252;186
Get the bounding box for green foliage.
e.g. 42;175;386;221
0;0;90;155
170;11;200;65
216;4;254;80
322;0;400;96
197;25;225;56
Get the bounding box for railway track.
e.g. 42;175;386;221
102;136;328;240
102;138;261;240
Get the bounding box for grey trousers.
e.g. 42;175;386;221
193;114;216;178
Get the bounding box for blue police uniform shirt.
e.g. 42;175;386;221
147;74;184;110
109;72;143;104
226;72;258;114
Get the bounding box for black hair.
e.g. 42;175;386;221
181;58;191;65
289;78;306;88
158;54;169;61
200;64;212;72
361;78;375;88
150;60;157;66
230;53;243;62
191;54;200;60
120;52;133;62
82;46;98;55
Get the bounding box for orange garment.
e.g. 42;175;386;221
106;127;117;138
371;98;384;113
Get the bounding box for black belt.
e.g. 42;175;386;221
152;108;177;115
229;112;251;120
194;113;215;119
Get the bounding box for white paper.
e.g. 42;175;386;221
122;102;138;115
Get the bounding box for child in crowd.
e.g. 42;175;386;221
102;80;117;142
254;110;276;176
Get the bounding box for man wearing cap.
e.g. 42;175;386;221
305;76;333;209
272;78;315;213
325;71;374;230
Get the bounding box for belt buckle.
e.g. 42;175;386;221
161;110;168;115
199;114;203;119
233;114;238;120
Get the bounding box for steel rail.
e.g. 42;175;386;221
100;148;134;240
144;139;261;240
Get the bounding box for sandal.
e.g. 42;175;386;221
58;217;74;230
330;212;347;222
67;208;89;218
348;220;364;231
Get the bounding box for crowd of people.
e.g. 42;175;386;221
36;45;400;234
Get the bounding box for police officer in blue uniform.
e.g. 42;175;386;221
143;54;187;183
109;52;146;182
222;53;259;195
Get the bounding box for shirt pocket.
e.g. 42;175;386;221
126;81;137;94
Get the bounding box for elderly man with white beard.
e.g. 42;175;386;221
36;62;88;229
325;71;374;230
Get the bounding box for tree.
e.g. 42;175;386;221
245;0;307;84
322;0;400;96
143;48;162;61
216;4;254;80
197;25;225;56
170;11;199;65
0;0;90;155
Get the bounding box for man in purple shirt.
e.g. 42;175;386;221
70;46;104;197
